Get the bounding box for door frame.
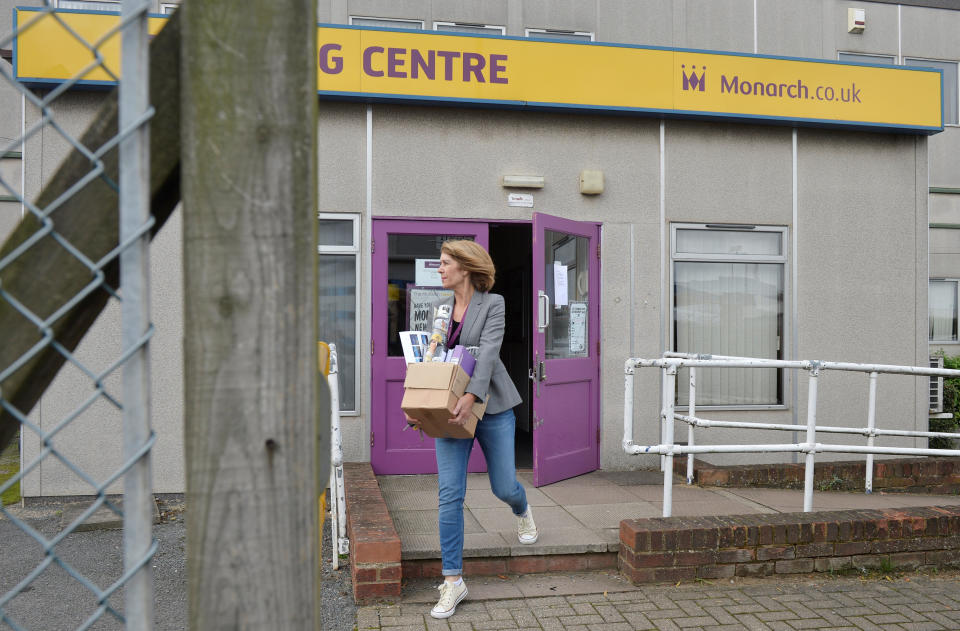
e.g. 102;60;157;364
368;215;602;482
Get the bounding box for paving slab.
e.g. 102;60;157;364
393;509;484;536
653;498;768;517
401;570;635;604
378;474;437;493
566;502;659;529
471;505;582;533
622;481;719;501
401;532;511;559
514;569;634;597
724;488;960;513
383;489;438;511
601;528;621;551
538;481;641;506
506;527;609;556
596;470;666;486
465;486;554;509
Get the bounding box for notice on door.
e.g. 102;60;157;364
415;259;442;287
553;262;568;307
407;286;454;331
569;301;587;354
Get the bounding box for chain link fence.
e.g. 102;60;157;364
1;1;157;629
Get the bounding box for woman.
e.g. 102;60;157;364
405;239;538;620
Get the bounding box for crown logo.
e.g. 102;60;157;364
681;64;706;92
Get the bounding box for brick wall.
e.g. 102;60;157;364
678;457;960;494
342;463;402;602
403;552;617;580
620;506;960;584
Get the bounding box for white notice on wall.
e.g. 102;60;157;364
415;259;442;287
553;262;568;307
569;301;587;354
507;193;534;207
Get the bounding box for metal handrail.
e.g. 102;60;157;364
623;353;960;517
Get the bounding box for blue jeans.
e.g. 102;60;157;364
435;407;527;576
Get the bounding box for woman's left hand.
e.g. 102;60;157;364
449;393;478;425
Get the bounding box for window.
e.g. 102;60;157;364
839;53;958;125
672;224;787;407
433;22;506;35
57;0;120;11
349;16;425;30
160;3;179;15
837;52;895;65
930;279;959;342
318;213;361;414
525;28;594;42
904;58;959;125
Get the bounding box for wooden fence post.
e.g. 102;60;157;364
181;0;320;627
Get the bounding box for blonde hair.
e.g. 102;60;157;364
441;240;496;292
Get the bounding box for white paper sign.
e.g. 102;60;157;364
415;259;442;287
407;286;454;331
569;301;587;354
553;262;568;307
507;193;534;207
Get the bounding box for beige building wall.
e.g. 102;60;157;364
1;0;955;493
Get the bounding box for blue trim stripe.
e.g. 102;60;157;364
318;91;941;135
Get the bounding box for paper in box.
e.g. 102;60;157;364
401;362;488;439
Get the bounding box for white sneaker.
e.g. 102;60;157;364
517;506;539;544
430;580;468;619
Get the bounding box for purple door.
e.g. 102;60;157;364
532;213;601;487
370;219;489;474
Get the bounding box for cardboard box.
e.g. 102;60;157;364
401;362;488;439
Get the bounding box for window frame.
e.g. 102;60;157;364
349;16;425;30
433;21;506;35
670;222;789;411
836;51;896;65
160;3;179;15
56;0;120;11
929;278;960;344
903;56;960;126
524;28;595;42
318;212;361;415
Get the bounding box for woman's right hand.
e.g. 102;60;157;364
404;412;421;429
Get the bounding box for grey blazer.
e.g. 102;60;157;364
434;291;523;415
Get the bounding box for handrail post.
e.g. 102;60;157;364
623;359;636;450
663;365;677;517
660;365;667;472
803;364;820;512
865;371;878;494
687;367;696;485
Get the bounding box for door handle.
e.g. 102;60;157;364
537;290;550;332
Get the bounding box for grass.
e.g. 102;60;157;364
0;432;21;506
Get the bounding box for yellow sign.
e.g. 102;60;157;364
14;8;169;86
316;26;943;133
14;9;943;133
